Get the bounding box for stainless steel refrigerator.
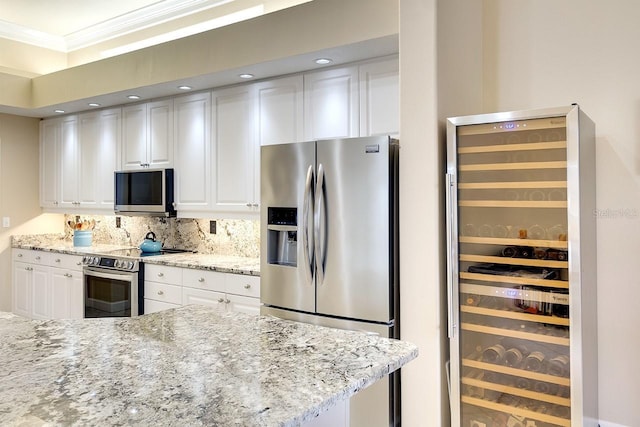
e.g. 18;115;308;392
260;135;400;427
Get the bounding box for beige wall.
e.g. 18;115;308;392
0;113;64;311
483;1;640;426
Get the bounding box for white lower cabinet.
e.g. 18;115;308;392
144;264;260;315
12;249;84;320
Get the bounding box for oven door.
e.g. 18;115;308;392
84;267;138;318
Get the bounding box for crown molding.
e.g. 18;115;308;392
0;0;235;52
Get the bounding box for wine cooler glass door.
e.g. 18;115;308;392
454;116;572;427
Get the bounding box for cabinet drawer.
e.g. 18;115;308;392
145;281;182;305
145;298;180;314
49;254;83;271
145;264;182;285
226;274;260;298
182;287;226;311
13;249;51;264
183;268;225;292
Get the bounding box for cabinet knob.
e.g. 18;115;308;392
225;298;231;304
217;298;224;303
157;273;164;278
17;254;23;257
65;273;72;278
252;203;259;208
54;201;59;205
76;262;82;266
198;277;205;282
244;284;251;289
55;259;61;263
25;267;32;271
35;256;41;260
246;203;252;207
157;290;164;296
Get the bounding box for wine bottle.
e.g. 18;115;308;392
547;354;570;377
482;344;506;364
524;351;546;372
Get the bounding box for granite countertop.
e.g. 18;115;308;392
0;306;418;426
11;234;260;276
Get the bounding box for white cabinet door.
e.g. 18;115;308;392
78;112;100;209
304;66;359;140
359;57;399;137
30;265;51;320
122;100;173;170
122;104;147;170
212;85;258;213
145;299;180;314
226;294;260;316
148;99;174;168
182;287;226;313
12;262;32;318
39;119;60;208
256;75;304;146
174;92;212;213
58;115;80;209
96;108;121;208
50;267;83;319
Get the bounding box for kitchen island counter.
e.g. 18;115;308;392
0;306;417;426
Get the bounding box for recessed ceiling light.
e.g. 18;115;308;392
88;103;101;107
178;85;193;90
239;73;254;79
127;95;141;100
315;58;332;65
54;109;65;114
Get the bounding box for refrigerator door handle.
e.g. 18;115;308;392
303;165;315;286
314;163;326;286
446;173;457;339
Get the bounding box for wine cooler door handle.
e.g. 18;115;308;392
446;173;457;339
302;164;315;286
314;163;326;287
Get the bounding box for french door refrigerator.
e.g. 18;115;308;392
260;135;400;427
446;105;598;427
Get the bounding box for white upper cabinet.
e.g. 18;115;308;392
173;92;212;214
58;116;79;209
256;75;304;146
211;85;259;213
359;56;399;137
122;99;173;170
304;65;359;140
77;108;121;210
39;119;61;208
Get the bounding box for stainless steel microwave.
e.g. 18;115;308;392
114;168;176;217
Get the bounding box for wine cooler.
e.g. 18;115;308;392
445;105;598;427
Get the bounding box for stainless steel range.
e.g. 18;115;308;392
82;251;141;318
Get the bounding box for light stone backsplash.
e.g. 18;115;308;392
63;215;259;258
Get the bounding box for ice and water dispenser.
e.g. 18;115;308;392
266;207;297;267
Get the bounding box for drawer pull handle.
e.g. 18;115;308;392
198;277;205;282
244;284;251;289
217;298;224;303
157;290;164;296
157;273;164;278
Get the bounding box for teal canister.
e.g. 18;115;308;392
73;230;93;247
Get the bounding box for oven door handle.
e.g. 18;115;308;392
84;269;134;282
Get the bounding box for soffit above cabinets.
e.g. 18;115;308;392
0;0;312;53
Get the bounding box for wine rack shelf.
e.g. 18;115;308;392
461;396;570;427
459;161;567;172
462;359;570;387
461;377;571;407
459;236;568;249
458;140;567;154
458;180;567;190
459;254;568;269
461;323;570;346
460;272;569;289
461;305;570;327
